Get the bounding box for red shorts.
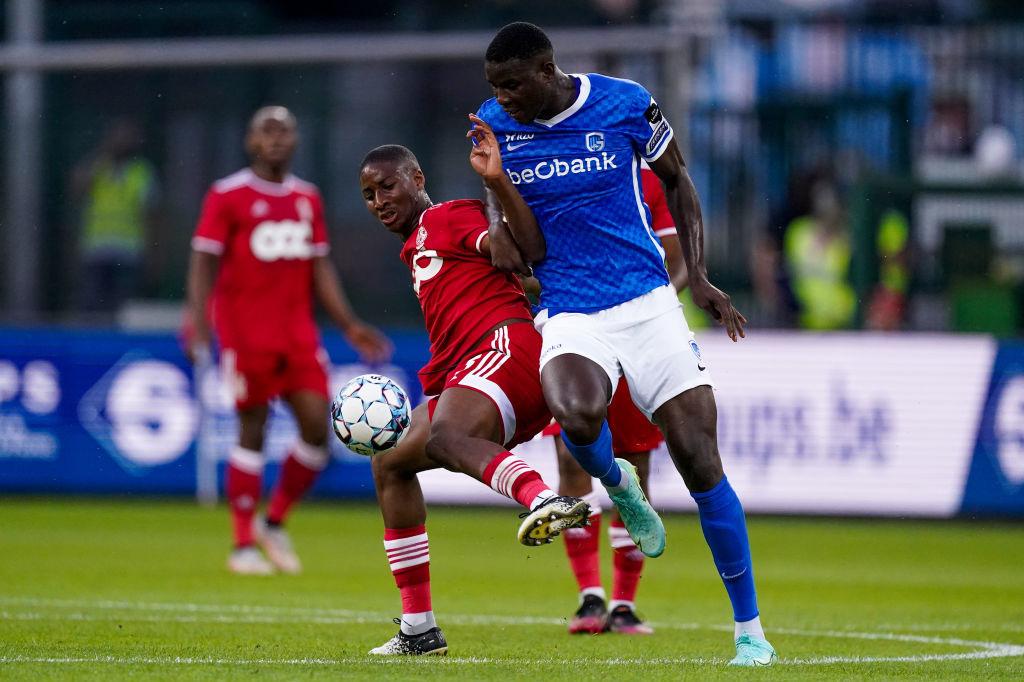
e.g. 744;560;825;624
221;345;329;410
427;322;550;449
539;377;663;453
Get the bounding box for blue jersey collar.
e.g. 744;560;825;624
534;74;590;128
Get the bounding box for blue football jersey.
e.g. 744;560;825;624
476;73;674;314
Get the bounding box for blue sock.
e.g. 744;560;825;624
691;476;759;622
560;421;622;488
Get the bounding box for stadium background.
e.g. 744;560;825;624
1;0;1023;677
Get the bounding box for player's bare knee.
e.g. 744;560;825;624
552;400;605;444
424;427;459;469
371;451;408;488
298;422;328;448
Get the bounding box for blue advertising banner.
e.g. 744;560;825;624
0;326;429;499
960;341;1024;517
1;326;1021;518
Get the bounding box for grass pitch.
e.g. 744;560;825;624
0;498;1022;680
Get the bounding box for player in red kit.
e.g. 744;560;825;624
550;163;690;635
357;142;590;656
185;106;392;576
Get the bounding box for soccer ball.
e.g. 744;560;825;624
331;374;412;456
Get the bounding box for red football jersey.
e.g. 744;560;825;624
400;200;533;396
641;167;677;238
191;169;330;353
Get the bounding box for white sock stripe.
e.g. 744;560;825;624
386;543;430;562
229;447;264;475
290;440;329;471
388;553;430;571
489;456;523;490
495;463;530;498
491;457;530;497
609;525;637;549
383;534;428;551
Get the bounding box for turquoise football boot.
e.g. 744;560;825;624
607;458;665;558
728;634;778;666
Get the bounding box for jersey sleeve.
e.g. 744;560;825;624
191;189;230;255
309;191;330;257
641;170;677;237
446;201;490;254
622;83;674;163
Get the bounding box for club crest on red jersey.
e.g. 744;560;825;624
416;225;428;250
250;199;269;218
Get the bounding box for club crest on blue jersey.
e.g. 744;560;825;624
585;132;605;152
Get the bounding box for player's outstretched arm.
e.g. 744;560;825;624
467;114;545;264
184;250;219;364
661;233;689;293
650;140;747;341
467;115;534;275
312;256;393;363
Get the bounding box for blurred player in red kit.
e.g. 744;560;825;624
545;162;690;635
185;106;392;575
357;140;590;656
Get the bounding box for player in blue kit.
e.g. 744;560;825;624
472;22;776;666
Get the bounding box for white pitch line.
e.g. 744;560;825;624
1;596;1023;667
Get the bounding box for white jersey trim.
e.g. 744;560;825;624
473;229;488;254
212;168;313;198
654;227;678;237
535;74;591;128
191;236;225;255
459;373;516;445
631;156;666;261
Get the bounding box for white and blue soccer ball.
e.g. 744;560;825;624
331;374;411;456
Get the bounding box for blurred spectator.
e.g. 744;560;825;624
865;209;911;331
750;169;810;328
783;177;856;330
923;95;972;157
71;119;159;313
975;124;1020;181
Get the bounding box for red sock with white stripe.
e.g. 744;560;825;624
384;525;436;635
563;493;604;594
482;451;555;509
226;446;263;547
266;441;328;525
609;518;645;609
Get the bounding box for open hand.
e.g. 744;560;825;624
690;280;747;342
344;321;394;364
466;114;504;183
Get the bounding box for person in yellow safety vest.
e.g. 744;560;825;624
866;209;910;331
72;119;159;313
783;179;856;330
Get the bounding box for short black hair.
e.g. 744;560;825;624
485;22;552;63
359;144;421;173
